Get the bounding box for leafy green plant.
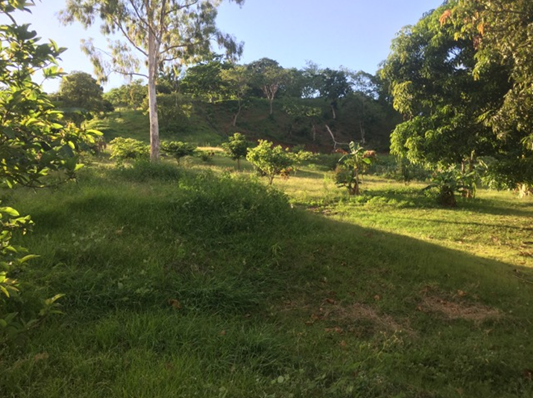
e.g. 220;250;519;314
222;133;249;170
423;167;479;207
334;142;376;195
197;149;215;163
0;205;35;335
0;0;99;339
246;140;293;185
109;137;150;166
288;147;316;174
161;141;197;164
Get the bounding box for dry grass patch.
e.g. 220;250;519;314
281;298;414;336
322;302;413;335
417;292;502;323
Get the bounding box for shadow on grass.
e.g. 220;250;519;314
8;168;532;398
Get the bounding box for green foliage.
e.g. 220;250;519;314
59;71;107;112
103;80;146;109
334;142;376;195
0;25;100;188
423;167;480;207
222;133;249;169
109;137;149;166
0;205;34;336
153;93;192;134
161;141;197;164
381;3;532;189
180;61;226;103
441;0;533;152
0;0;100;338
288;147;316;174
247;58;288;115
62;0;245;161
246;140;293;185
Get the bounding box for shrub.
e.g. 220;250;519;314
334;142;376;195
246;140;293;185
161;141;197;164
222;133;250;170
109;137;149;166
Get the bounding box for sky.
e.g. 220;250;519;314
5;0;443;93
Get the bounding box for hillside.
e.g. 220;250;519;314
87;97;398;152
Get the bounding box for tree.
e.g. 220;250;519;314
222;132;249;169
220;64;250;126
0;0;99;334
282;103;322;141
181;61;226;103
380;4;531;189
104;80;147;109
300;61;323;99
440;0;533;188
62;0;245;162
246;140;293;185
59;71;105;111
248;58;287;116
319;68;352;119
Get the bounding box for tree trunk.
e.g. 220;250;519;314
352;168;360;195
232;99;242;126
359;121;365;144
148;29;160;162
330;103;336;120
311;123;316;141
269;97;274;115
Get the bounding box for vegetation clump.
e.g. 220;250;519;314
246;140;293;185
109;137;150;166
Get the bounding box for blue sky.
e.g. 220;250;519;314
6;0;443;92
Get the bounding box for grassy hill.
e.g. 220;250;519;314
1;154;531;397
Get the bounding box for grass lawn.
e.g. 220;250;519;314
0;153;531;397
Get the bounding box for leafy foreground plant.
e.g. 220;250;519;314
1;163;531;398
0;0;99;339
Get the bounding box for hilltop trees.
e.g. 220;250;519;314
59;71;106;111
247;58;287;116
104;80;146;109
62;0;245;162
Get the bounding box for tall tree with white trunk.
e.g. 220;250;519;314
61;0;244;161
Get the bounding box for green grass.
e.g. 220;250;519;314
0;155;532;397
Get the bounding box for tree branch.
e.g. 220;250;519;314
109;13;149;57
113;69;149;79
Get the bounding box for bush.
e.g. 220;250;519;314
222;133;250;169
172;172;295;239
161;141;197;164
111;160;183;182
109;137;149;166
246;140;293;185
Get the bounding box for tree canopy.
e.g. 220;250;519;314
380;1;532;188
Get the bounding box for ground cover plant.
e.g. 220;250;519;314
0;154;531;398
